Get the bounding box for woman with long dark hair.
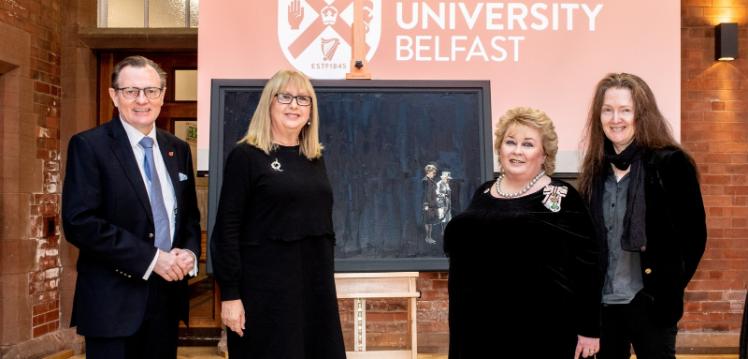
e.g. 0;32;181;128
579;73;707;359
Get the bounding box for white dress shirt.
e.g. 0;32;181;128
120;118;197;279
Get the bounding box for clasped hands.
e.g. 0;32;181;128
154;248;195;281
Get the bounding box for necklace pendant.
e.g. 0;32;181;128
542;185;568;212
270;158;283;172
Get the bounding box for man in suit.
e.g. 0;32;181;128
62;55;201;359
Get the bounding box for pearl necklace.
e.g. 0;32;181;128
494;171;546;198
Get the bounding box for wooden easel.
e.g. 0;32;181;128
345;0;371;79
335;272;420;359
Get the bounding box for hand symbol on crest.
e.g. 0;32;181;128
288;0;304;30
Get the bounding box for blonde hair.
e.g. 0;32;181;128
241;69;323;159
494;106;558;174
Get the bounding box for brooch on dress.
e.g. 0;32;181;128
542;185;568;213
270;158;283;172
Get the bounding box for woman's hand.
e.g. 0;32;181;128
574;335;599;358
221;299;246;337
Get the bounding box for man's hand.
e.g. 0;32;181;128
171;248;196;275
221;299;246;337
153;250;185;281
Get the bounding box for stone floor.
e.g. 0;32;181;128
68;347;224;359
66;348;739;359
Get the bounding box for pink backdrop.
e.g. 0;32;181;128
197;1;680;172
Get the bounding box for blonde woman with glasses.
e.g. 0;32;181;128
211;70;346;359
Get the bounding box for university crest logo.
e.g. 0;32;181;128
278;0;382;79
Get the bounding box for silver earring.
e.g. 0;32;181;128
306;121;311;126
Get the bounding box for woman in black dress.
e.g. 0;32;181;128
211;70;346;358
444;107;602;358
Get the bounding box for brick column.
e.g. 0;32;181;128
0;0;68;356
30;107;62;338
680;0;748;350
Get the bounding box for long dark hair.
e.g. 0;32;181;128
578;73;682;198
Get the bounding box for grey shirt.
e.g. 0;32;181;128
602;171;644;304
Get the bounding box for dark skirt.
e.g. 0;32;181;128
227;236;346;359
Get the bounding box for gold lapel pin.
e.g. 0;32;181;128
168;151;174;157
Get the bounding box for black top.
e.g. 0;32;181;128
211;143;334;300
445;179;602;357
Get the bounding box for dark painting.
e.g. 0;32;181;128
208;80;492;271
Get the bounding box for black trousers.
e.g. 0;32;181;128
598;293;677;359
85;277;180;359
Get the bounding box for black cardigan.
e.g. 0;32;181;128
597;147;707;326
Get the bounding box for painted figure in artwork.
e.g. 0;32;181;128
436;170;452;230
422;164;439;244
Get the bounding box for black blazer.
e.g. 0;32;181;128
62;117;201;337
601;147;706;326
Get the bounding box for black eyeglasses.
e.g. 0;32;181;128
275;93;312;106
116;87;164;100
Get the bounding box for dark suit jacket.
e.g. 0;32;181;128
62;117;201;337
598;147;706;326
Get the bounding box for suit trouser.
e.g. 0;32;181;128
598;292;677;359
85;276;180;359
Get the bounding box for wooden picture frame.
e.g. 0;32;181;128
208;79;493;272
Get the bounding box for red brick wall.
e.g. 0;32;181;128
414;272;450;351
338;272;449;352
0;0;63;344
681;0;748;336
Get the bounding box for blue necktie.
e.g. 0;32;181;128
139;137;171;251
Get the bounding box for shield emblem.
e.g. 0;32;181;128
278;0;382;79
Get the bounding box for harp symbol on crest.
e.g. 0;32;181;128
320;38;340;61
